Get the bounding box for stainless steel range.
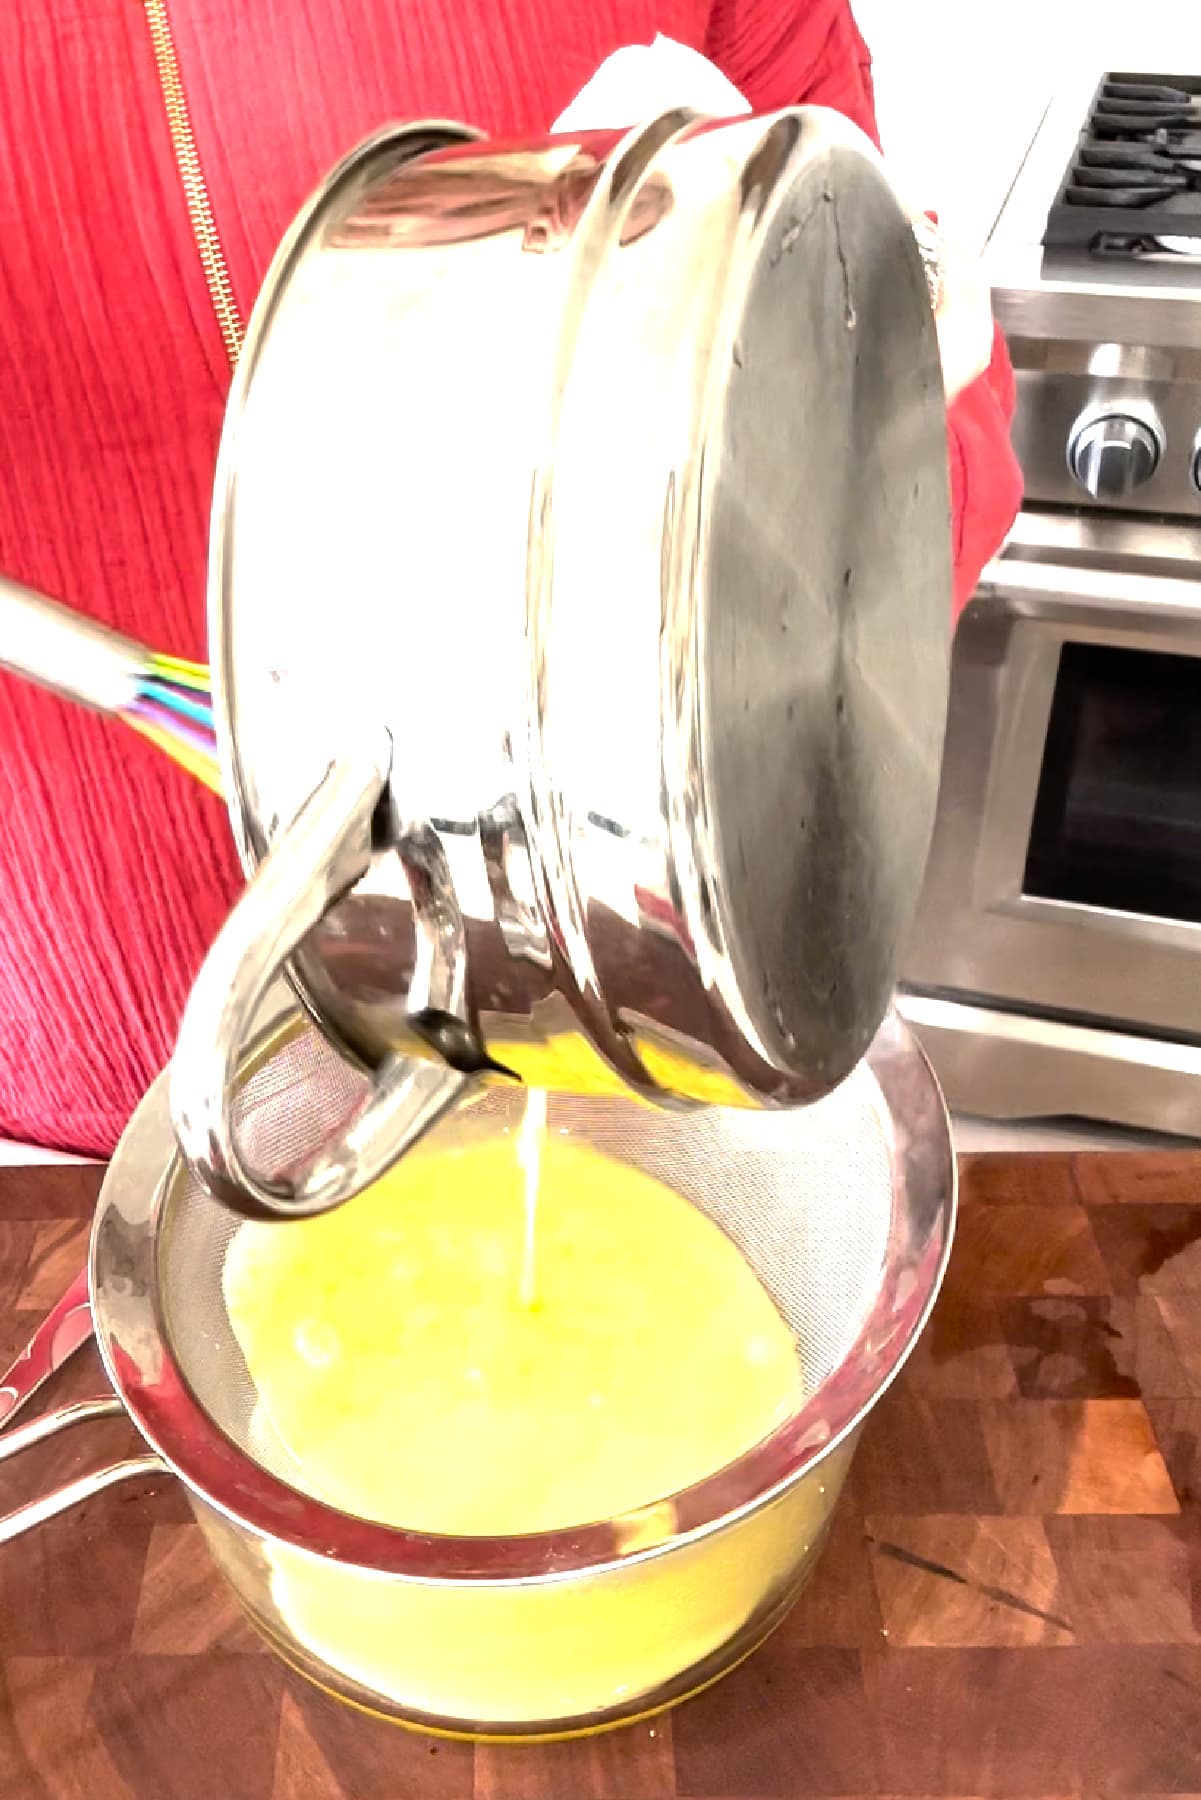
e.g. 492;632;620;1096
898;71;1201;1138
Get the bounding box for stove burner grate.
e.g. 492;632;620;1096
1044;74;1201;255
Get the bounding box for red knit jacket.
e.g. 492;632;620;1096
0;0;1021;1153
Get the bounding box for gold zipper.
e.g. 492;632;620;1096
141;0;245;368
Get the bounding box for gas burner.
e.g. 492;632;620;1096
1091;233;1201;262
1044;74;1201;255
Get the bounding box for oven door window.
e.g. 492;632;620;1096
1024;642;1201;923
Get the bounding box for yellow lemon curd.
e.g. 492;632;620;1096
487;1029;753;1110
220;1118;838;1728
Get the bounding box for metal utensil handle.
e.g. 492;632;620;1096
0;1397;168;1546
0;1458;166;1544
0;1396;125;1462
0;573;148;713
0;1266;93;1429
170;742;470;1218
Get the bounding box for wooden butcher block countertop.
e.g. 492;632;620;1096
2;1152;1201;1800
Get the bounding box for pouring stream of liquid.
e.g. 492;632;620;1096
516;1088;547;1309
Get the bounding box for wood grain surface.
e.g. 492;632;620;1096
3;1153;1201;1798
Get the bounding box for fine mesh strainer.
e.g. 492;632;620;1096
0;1004;953;1738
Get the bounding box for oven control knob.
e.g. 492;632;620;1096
1068;413;1162;499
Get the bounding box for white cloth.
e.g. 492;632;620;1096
553;37;993;400
552;35;750;132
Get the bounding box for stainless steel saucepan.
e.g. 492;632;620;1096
171;106;951;1217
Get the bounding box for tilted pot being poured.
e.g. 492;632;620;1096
170;104;951;1218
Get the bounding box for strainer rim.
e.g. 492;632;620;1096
89;1005;953;1583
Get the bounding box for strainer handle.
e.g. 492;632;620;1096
0;1397;168;1546
171;741;471;1218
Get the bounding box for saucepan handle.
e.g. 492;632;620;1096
0;1398;168;1545
170;739;470;1218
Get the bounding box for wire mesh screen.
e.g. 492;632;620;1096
156;1019;896;1510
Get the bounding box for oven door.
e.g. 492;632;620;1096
903;513;1201;1044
